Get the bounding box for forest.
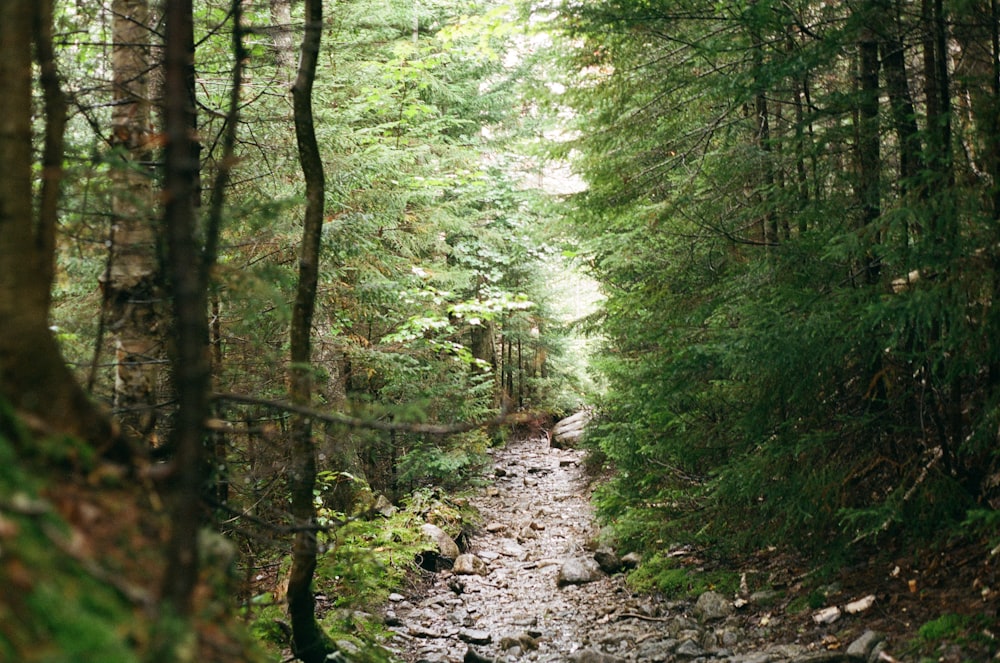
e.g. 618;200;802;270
0;0;998;661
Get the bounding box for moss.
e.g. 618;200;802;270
625;552;739;599
0;434;140;663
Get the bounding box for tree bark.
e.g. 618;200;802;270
159;0;207;620
269;0;297;84
106;0;166;441
0;0;119;452
287;1;333;661
856;25;881;285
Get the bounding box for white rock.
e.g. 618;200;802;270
845;594;876;614
812;606;842;624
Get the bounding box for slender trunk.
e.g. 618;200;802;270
880;1;924;262
204;0;245;519
793;78;809;234
159;0;207;620
857;26;881;285
287;1;333;660
990;0;1000;387
749;2;775;246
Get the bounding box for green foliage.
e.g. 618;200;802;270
544;0;1000;568
396;431;491;491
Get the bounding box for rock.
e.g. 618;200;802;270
636;638;678;661
485;521;506;533
620;551;642;569
550;410;593;449
811;606;841;625
568;649;625;663
675;639;705;658
499;633;540;651
749;589;781;605
373;493;396;518
693;590;733;621
458;629;492;645
557;557;603;586
453;553;488;576
421;523;460;561
464;647;497;663
500;539;527;559
593;547;623;574
844;594;876;614
388;592;405;602
846;630;883;659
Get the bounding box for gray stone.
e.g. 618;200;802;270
675;639;705;658
463;647;498;663
846;630;883;659
594;547;623;574
551;410;593;449
373;493;397;518
420;523;459;560
725;654;772;663
557;557;603;586
568;649;626;663
636;639;678;661
458;629;492;645
749;589;781;605
620;551;642;569
453;553;488;576
500;539;527;559
693;590;733;621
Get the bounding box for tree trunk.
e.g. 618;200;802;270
269;0;297;84
0;0;119;452
856;25;881;285
158;0;207;622
105;0;166;441
287;1;333;660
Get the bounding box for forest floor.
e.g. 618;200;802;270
382;433;999;663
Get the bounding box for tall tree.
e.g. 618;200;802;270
105;0;165;440
158;0;207;624
286;0;334;660
0;0;118;450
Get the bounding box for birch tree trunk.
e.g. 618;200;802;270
106;0;165;441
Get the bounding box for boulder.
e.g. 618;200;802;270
593;547;623;574
453;553;488;576
550;409;593;449
419;523;459;571
693;590;733;621
557;557;603;586
846;630;883;659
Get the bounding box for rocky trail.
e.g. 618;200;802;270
381;433;901;663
